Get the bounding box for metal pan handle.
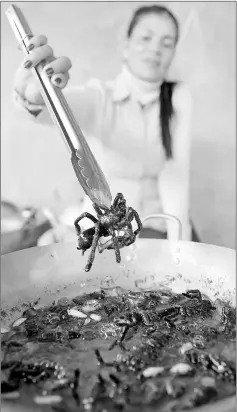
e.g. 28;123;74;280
139;214;182;242
138;214;182;261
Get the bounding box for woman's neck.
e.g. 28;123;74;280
122;64;162;103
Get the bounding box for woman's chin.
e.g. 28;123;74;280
137;69;163;83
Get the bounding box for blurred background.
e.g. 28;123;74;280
1;1;236;250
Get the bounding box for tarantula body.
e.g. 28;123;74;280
74;193;142;272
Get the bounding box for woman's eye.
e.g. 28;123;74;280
162;41;174;49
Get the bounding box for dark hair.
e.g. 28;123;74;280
127;5;179;43
159;81;176;159
127;5;179;159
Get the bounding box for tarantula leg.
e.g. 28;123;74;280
74;213;98;236
117;222;137;248
85;222;100;272
98;232;135;253
112;230;121;263
97;237;126;254
114;208;135;229
113;193;125;208
71;369;80;405
109;374;121;386
116;234;136;249
128;207;143;236
94;349;117;367
182;290;202;301
115;208;142;238
92;203;104;216
117;235;135;249
98;238;113;253
109;325;129;351
164;317;177;329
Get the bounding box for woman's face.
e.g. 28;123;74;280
125;13;177;82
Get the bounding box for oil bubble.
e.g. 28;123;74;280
100;276;114;288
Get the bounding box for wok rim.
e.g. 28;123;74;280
1;237;236;258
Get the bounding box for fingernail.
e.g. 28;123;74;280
54;77;62;84
46;67;54;76
28;44;35;51
24;60;32;69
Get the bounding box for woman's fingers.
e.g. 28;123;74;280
17;34;48;52
43;56;72;76
16;32;71;94
51;72;70;89
43;57;72;89
27;34;48;50
23;44;54;69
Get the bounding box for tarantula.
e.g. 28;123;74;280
74;193;142;272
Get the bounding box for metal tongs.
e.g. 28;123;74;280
6;4;112;210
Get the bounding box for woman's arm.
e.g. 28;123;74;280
14;78;105;136
158;83;193;241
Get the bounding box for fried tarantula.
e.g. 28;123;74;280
74;193;142;272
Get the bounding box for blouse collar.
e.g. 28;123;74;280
112;64;162;105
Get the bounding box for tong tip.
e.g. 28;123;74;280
91;189;112;210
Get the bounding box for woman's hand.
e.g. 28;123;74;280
14;35;72;105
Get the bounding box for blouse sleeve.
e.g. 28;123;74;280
14;78;105;136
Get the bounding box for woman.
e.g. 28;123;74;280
13;4;199;242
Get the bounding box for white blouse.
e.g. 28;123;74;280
15;66;192;239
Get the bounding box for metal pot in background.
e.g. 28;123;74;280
1;201;52;255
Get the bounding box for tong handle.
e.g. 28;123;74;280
6;4;112;209
7;4;83;153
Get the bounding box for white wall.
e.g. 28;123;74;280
1;2;236;248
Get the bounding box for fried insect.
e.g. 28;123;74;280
1;288;236;411
74;193;142;271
